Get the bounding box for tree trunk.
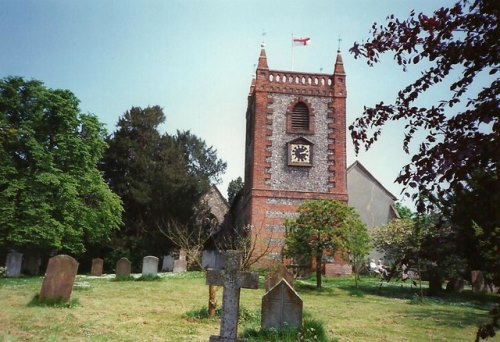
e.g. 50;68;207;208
427;269;443;296
208;285;216;317
316;251;322;290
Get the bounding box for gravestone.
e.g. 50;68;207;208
173;250;187;273
261;279;303;330
39;255;79;302
264;263;294;292
202;250;226;270
116;257;131;278
162;255;174;272
5;251;23;277
206;250;259;342
142;256;159;277
91;258;104;276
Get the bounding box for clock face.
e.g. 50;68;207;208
290;144;311;165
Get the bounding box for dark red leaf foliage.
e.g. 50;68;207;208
349;0;499;211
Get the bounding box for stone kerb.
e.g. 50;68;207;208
39;255;79;302
116;258;131;278
5;251;23;277
142;256;159;277
261;279;303;331
91;258;104;276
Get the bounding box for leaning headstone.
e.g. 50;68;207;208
91;258;104;276
264;263;294;292
206;250;259;342
116;257;131;278
5;251;23;277
39;255;79;302
162;255;174;272
142;256;159;277
261;279;303;330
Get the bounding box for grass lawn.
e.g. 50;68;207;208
0;272;498;341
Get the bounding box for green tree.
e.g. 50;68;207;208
101;106;226;262
0;77;123;255
284;200;365;290
395;202;414;219
349;0;499;212
336;219;371;288
227;176;244;205
373;215;465;295
445;170;500;286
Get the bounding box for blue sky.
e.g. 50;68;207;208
1;0;459;208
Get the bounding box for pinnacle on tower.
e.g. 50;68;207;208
257;47;269;70
334;51;345;75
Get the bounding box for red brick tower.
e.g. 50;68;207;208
241;47;348;267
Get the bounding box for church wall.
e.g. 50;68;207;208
267;94;333;193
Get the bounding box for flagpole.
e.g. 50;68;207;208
291;33;294;71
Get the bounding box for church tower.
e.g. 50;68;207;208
241;47;348;266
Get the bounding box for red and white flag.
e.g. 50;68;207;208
293;37;311;46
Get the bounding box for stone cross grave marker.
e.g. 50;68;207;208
91;258;104;276
206;250;259;342
162;255;174;272
116;257;131;278
142;256;159;277
39;255;79;302
261;279;303;330
264;263;294;292
5;251;23;277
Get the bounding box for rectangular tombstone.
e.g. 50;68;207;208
91;258;104;276
162;255;174;272
261;279;303;331
116;257;131;278
142;256;159;277
264;263;294;292
173;259;187;273
202;250;226;270
6;251;23;277
39;255;79;302
178;249;187;261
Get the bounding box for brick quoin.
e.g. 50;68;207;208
241;48;348;269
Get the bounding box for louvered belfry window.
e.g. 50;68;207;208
291;102;309;131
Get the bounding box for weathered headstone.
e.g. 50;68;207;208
39;255;79;302
142;256;159;277
116;257;131;278
90;258;104;276
264;263;294;292
206;250;259;342
162;255;174;272
179;249;187;260
261;279;303;330
5;251;23;277
202;250;226;270
173;259;187;273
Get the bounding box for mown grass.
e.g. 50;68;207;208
0;273;497;341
